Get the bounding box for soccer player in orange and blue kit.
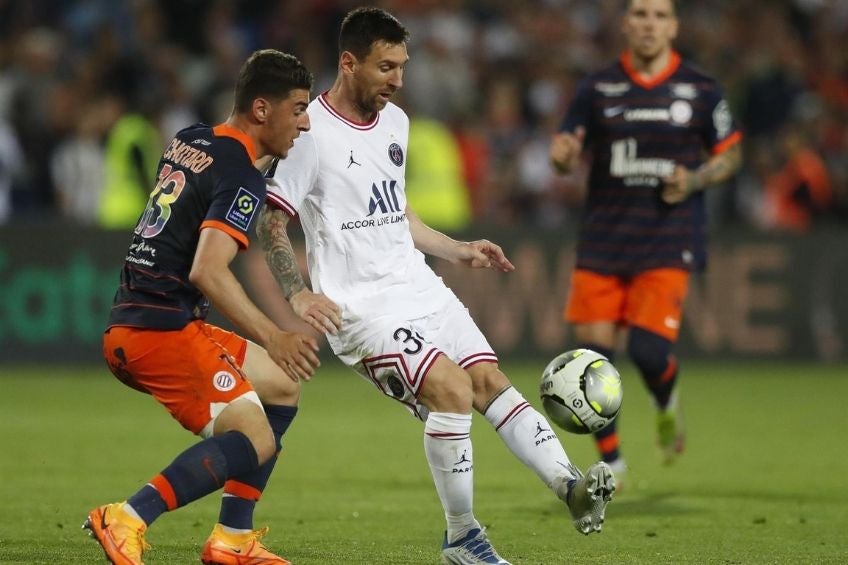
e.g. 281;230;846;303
83;50;329;565
550;0;742;483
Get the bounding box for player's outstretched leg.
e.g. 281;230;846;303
440;527;511;565
554;461;616;535
82;502;149;565
201;524;290;565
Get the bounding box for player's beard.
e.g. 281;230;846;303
352;81;391;118
356;93;383;117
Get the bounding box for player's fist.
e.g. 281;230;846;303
661;164;701;204
550;126;586;173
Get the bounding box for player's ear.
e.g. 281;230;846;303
252;97;269;124
340;51;357;74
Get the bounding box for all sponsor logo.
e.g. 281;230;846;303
367;180;401;216
340;179;407;231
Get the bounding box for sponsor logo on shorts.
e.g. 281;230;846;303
213;371;236;392
387;374;404;397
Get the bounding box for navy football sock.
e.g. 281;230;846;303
218;405;298;530
628;327;678;409
128;431;259;526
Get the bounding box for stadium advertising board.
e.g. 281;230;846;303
0;224;844;364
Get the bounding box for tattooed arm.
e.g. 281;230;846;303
256;205;341;334
661;142;743;205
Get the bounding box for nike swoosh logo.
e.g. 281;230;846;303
603;105;626;118
100;508;108;531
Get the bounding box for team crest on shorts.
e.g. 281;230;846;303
388;143;404;166
213;371;237;392
386;374;404;398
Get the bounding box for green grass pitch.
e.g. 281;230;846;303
1;360;846;564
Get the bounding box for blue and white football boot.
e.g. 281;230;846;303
440;527;511;565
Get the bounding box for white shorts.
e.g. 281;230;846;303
328;298;497;419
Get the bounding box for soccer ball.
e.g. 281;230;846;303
539;349;623;434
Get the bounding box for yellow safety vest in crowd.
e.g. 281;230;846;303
97;114;161;229
405;117;471;232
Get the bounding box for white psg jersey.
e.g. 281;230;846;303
266;94;455;325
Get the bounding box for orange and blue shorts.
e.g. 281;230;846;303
564;268;690;342
102;320;256;437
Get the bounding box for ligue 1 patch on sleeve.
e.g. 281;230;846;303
226;187;260;230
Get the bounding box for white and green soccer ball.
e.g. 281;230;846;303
540;348;623;434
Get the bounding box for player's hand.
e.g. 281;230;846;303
267;330;320;382
549;126;586;173
456;240;515;273
661;164;701;204
290;288;342;335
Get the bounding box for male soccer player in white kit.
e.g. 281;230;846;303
257;7;615;564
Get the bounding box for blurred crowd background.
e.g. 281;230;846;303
0;0;845;232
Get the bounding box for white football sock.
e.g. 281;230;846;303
424;412;479;543
484;387;579;489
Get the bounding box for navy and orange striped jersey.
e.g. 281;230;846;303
107;123;265;330
560;50;742;275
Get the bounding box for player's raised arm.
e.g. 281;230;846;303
406;206;514;272
256;205;341;334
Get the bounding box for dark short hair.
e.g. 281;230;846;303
339;6;410;60
233;49;313;113
625;0;678;14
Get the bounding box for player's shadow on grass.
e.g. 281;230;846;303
603;492;699;518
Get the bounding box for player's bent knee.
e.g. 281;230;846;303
212;397;276;463
466;362;510;409
627;327;672;376
418;359;473;413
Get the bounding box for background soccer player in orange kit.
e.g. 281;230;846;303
550;0;743;483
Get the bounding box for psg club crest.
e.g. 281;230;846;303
388;143;404;166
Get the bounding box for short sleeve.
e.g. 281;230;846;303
700;80;742;154
560;78;595;143
203;170;265;249
266;132;319;217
